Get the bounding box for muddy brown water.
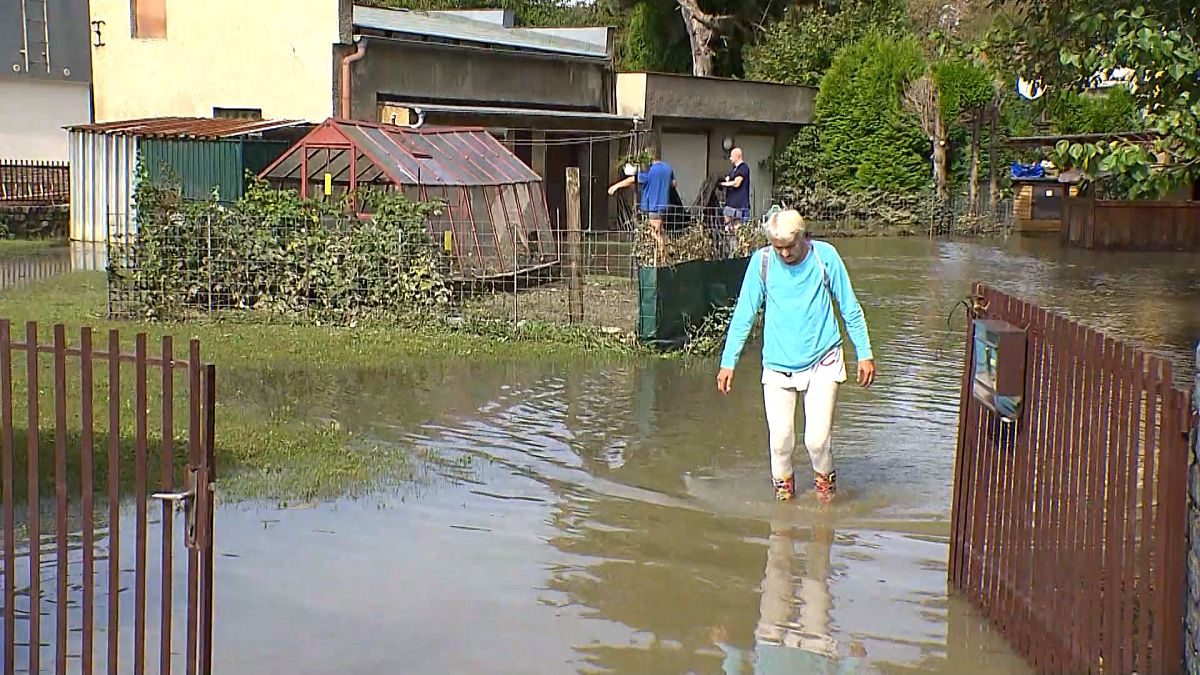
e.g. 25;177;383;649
4;236;1199;674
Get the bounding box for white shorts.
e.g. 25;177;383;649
761;347;847;392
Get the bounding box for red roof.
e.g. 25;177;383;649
259;118;541;187
66;117;307;140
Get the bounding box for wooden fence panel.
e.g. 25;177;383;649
951;284;1192;674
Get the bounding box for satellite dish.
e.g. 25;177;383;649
1016;76;1045;100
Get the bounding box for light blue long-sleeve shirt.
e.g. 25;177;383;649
719;241;873;372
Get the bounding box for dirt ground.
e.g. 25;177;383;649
462;274;638;332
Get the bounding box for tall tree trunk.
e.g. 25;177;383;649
988;104;999;213
969;113;981;215
676;0;721;77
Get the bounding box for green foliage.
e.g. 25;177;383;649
116;170;449;323
991;0;1200;198
773;126;822;195
816;34;929;193
932;58;994;120
743;0;909;86
1045;87;1143;135
617;0;691;73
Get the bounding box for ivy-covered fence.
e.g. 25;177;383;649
108;175;449;323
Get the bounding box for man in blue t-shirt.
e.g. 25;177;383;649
722;147;752;229
608;149;676;259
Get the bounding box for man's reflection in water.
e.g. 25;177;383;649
711;521;871;674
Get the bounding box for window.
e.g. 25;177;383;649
131;0;166;39
213;107;264;121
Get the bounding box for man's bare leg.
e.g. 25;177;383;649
649;217;666;261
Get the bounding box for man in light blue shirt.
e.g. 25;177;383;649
716;210;875;502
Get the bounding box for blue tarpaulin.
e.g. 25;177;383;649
1011;162;1045;179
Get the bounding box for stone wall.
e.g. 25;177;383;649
1189;342;1199;675
0;205;68;239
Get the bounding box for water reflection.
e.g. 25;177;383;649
0;236;1195;673
0;242;110;291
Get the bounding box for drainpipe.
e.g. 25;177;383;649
340;36;367;120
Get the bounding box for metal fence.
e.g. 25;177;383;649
0;321;217;674
951;284;1193;674
774;188;1015;237
105;204;767;335
0;160;69;205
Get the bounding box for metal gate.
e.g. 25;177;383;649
0;321;216;674
951;285;1191;674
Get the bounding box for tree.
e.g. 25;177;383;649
743;0;908;86
989;0;1200;198
616;0;786;77
818;34;929;193
933;58;995;209
903;75;946;198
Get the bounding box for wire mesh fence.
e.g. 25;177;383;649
104;203;766;336
104;188;1012;336
774;188;1015;237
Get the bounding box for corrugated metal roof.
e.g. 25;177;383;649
353;6;608;59
260;119;541;187
407;102;637;123
66;117;307;140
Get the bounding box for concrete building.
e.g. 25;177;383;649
616;73;815;217
80;2;817;225
0;0;93;161
84;1;628;227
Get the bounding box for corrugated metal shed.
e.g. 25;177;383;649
353;6;608;59
67;117;306;140
69;117;305;242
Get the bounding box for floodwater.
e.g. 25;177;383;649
4;236;1200;674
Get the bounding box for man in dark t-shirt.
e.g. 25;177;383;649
722;147;752;229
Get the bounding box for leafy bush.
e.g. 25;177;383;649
815;34;929;193
113;171;448;323
1046;87;1143;135
743;0;909;86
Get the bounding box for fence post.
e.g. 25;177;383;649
1188;341;1199;675
566;167;583;324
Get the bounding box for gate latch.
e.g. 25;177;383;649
150;467;200;548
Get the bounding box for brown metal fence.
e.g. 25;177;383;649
951;284;1193;674
0;320;216;674
0;160;69;205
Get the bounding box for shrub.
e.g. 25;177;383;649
112;171;448;323
815;34;929;193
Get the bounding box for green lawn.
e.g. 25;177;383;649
0;272;647;501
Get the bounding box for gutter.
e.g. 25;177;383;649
339;36;368;119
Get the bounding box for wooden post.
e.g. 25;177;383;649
566;167;583;324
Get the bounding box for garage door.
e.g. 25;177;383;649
660;132;709;206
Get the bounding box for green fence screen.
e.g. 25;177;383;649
637;255;753;347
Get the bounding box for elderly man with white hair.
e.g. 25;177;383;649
717;210;876;503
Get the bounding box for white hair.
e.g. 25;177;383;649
765;209;806;243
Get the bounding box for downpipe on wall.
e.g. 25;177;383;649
340;36;368;120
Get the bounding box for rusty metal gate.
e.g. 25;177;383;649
0;320;216;674
951;285;1192;674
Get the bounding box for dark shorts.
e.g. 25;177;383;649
723;206;750;221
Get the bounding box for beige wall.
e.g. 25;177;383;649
88;0;343;122
0;79;92;161
615;73;647;119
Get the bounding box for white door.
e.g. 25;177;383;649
738;135;775;219
660;132;708;206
